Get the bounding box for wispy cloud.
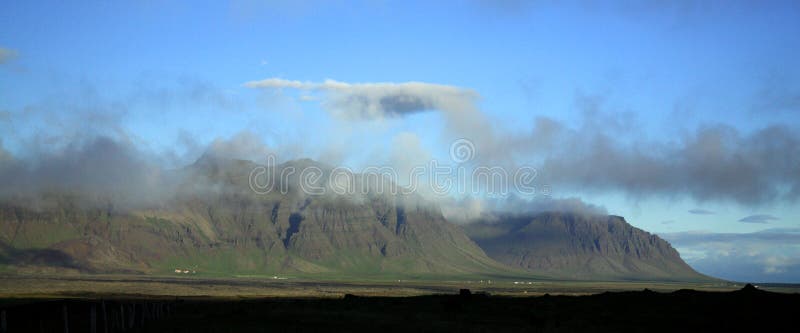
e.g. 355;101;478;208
689;208;715;215
244;78;478;120
738;214;779;224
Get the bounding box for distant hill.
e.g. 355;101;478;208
0;155;510;278
463;212;712;281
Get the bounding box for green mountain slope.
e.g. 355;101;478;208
0;156;511;279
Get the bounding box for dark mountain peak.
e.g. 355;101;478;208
739;283;764;293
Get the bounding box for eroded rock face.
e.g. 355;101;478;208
464;212;712;281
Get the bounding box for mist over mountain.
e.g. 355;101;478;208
0;154;512;278
0;149;714;282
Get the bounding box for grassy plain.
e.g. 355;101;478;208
3;273;794;300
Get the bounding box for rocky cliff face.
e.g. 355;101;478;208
464;212;711;281
0;156;507;277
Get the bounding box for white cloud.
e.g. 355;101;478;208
244;78;478;120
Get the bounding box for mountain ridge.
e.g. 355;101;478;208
463;211;713;281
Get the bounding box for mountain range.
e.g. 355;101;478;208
0;156;711;282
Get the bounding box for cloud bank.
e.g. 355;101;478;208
517;116;800;206
662;229;800;282
0;135;168;209
3;75;799;220
248;77;800;207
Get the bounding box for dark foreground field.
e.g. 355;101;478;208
1;284;798;332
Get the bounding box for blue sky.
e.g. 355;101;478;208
1;0;799;282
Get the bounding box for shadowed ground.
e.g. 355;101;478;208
0;275;798;332
0;285;798;332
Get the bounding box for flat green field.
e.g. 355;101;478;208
3;273;795;300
